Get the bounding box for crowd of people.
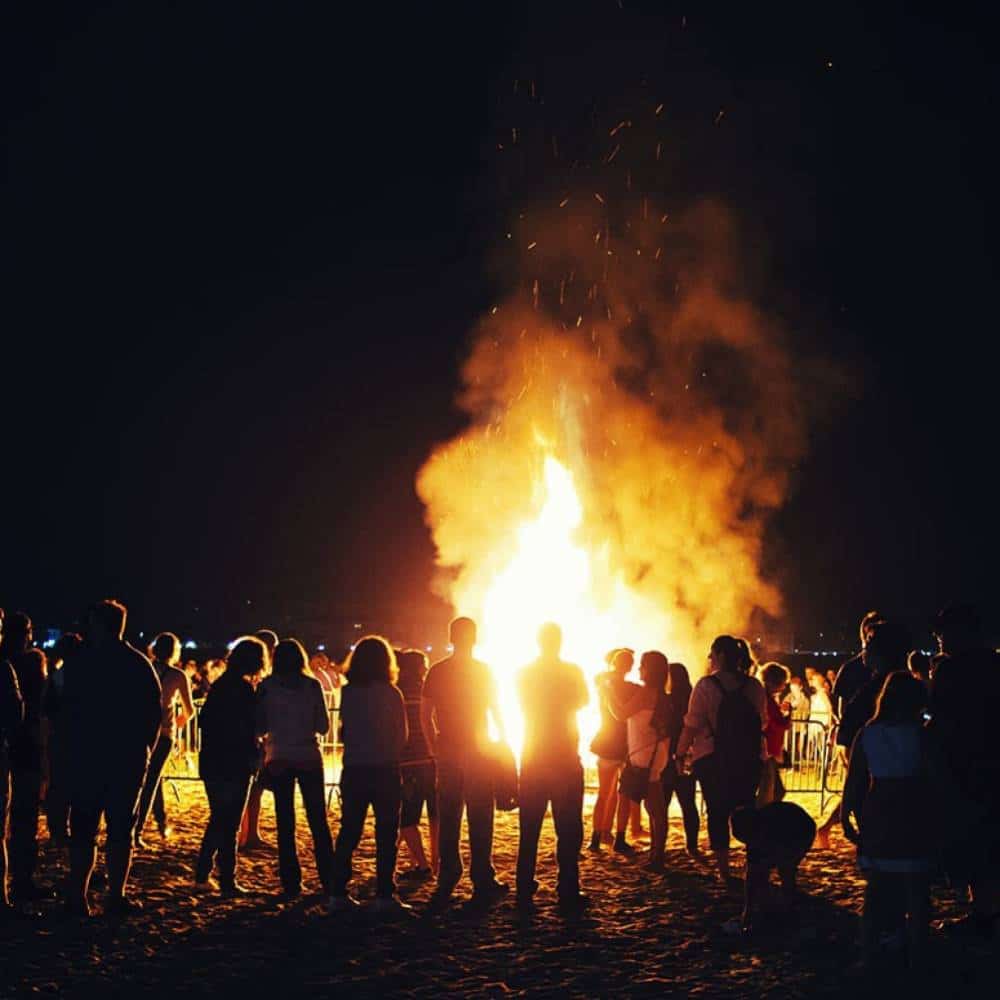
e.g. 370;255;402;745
1;599;999;972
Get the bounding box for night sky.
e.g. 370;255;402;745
4;3;996;647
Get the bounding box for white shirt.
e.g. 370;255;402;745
683;671;768;763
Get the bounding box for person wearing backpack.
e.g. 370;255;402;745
676;635;767;886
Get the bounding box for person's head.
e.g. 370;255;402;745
309;651;331;675
789;675;803;689
86;599;127;645
709;635;753;674
396;648;429;695
607;648;634;675
52;631;82;667
865;620;911;675
639;650;669;691
760;661;790;696
449;617;477;656
931;603;982;656
804;666;818;681
907;649;931;682
273;638;310;680
1;611;32;651
537;622;562;659
730;806;760;846
150;631;181;666
818;675;831;693
254;628;279;654
226;636;269;680
345;635;397;686
860;610;885;648
667;661;692;701
872;670;928;725
826;669;837;686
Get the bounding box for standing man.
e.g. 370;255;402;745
63;599;161;917
421;616;508;905
134;631;195;847
0;609;25;914
515;623;589;912
0;612;48;904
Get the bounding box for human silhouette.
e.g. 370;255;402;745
0;609;25;913
0;612;49;904
134;631;195;848
63;599;161;917
195;636;269;895
329;636;411;915
239;627;279;852
515;623;589;910
42;631;82;846
257;638;335;900
420;617;509;905
660;661;701;855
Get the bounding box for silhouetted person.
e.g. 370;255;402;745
421;616;509;905
0;609;25;914
0;612;48;904
832;610;885;721
843;671;933;968
589;647;638;853
239;627;278;851
329;636;410;915
515;623;589;911
63;599;161;917
758;662;792;808
732;802;816;933
257;638;335;900
134;631;195;847
42;631;82;846
396;649;437;877
927;603;1000;939
660;662;701;856
195;636;269;895
603;649;672;870
676;635;767;885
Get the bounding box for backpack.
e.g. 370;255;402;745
708;674;762;788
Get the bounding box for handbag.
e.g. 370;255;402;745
620;739;659;804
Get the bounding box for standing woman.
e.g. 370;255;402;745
256;638;335;900
603;650;672;871
396;649;438;877
328;636;409;914
660;662;701;857
588;648;639;853
676;636;767;886
195;636;269;895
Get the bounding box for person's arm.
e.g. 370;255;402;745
606;683;647;722
176;671;196;730
255;685;269;738
0;661;23;735
487;667;507;744
419;695;438;757
675;681;710;759
841;731;868;844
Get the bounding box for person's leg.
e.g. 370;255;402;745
630;799;645;838
67;796;101;913
515;767;547;899
105;771;145;905
0;758;11;907
398;766;429;868
434;761;465;894
152;779;167;831
675;771;700;853
426;762;439;874
591;760;614;849
216;776;253;889
44;733;69;844
239;778;265;848
196;778;222;881
271;770;301;894
551;764;585;901
904;873;930;967
9;764;42;896
645;779;667;868
331;766;371;897
134;734;171;842
371;766;401;899
466;757;498;891
299;766;336;895
694;756;730;881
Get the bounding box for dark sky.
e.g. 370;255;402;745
3;3;996;645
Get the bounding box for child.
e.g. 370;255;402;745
842;671;932;969
731;802;816;932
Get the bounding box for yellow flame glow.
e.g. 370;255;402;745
474;454;676;759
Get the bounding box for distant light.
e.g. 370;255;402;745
226;640;237;651
139;631;144;638
317;643;326;651
426;645;432;652
350;644;356;651
42;639;56;649
353;623;362;629
184;640;197;650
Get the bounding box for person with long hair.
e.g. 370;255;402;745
588;648;639;853
676;635;767;886
329;636;410;915
842;671;934;968
603;650;672;871
660;662;700;857
758;662;792;808
395;649;437;878
257;638;335;900
195;636;269;896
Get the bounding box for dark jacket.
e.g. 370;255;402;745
198;670;260;780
